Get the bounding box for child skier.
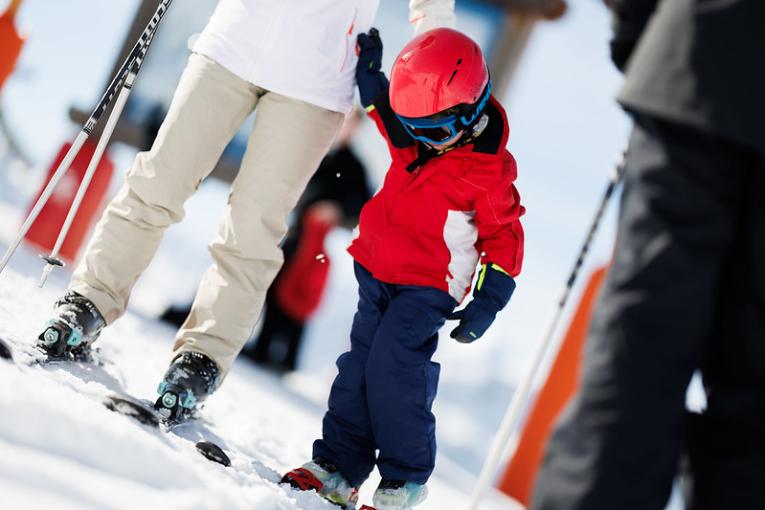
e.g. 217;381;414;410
282;28;525;510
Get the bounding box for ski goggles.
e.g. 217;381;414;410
397;81;492;146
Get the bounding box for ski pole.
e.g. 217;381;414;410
0;0;173;277
38;23;161;287
467;150;628;510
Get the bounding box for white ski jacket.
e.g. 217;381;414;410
193;0;455;114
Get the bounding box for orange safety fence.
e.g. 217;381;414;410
0;1;25;92
276;203;341;322
24;140;114;263
498;265;608;506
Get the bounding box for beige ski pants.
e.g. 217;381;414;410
69;53;344;376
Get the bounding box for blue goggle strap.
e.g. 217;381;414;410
459;80;492;127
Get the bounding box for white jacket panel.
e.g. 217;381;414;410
193;0;380;114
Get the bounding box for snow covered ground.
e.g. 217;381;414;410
0;164;520;510
0;256;521;510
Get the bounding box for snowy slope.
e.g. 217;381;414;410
0;261;520;510
0;151;520;510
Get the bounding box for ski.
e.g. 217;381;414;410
0;336;11;359
195;440;232;467
0;335;64;365
0;336;231;467
0;335;108;367
103;393;161;427
101;392;231;467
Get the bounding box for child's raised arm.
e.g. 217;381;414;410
356;29;417;161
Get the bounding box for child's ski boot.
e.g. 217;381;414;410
37;291;106;361
372;480;428;510
154;351;220;426
282;457;359;509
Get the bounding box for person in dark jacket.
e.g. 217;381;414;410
532;1;765;509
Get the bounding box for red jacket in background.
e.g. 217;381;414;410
348;94;525;303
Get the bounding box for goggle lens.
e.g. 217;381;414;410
408;125;453;143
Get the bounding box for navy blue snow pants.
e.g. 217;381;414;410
313;262;457;487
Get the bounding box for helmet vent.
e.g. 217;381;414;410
446;58;463;86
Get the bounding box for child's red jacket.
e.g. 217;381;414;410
348;94;525;303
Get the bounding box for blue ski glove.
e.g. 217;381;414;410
448;264;516;343
356;28;389;108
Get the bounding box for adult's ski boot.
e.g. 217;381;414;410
372;479;428;510
37;291;106;361
154;351;220;425
282;457;359;509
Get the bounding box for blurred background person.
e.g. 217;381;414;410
242;110;372;373
532;1;765;509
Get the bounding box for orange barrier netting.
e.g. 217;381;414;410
0;5;24;92
25;140;114;263
498;266;608;506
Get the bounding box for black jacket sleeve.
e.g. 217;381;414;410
609;0;661;71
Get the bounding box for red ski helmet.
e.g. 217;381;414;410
390;28;491;145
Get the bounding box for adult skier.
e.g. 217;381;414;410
282;28;525;510
532;1;765;509
35;0;456;424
